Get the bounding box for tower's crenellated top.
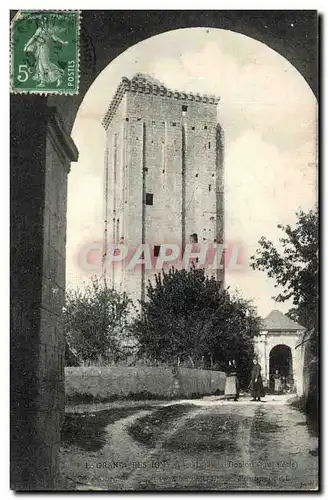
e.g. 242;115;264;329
102;73;220;130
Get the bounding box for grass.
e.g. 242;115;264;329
290;395;319;437
65;391;172;405
61;405;154;452
128;404;195;447
66;389;224;405
164;413;241;453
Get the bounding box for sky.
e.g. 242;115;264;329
66;27;317;318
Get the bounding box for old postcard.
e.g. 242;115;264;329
10;9;319;491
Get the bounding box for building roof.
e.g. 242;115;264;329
261;310;306;331
102;73;220;130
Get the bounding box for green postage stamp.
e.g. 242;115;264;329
10;10;80;94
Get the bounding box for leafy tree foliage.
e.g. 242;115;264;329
250;209;318;348
131;267;261;386
64;276;133;365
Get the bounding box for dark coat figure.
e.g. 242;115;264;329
250;360;264;401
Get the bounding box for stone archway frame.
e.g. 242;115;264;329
269;343;293;379
264;334;303;394
10;11;317;490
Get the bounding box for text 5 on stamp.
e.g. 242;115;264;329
10;10;80;95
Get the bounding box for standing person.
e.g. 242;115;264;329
273;369;282;393
224;360;239;401
281;376;287;393
249;357;264;402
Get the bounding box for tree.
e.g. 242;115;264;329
250;208;318;349
131;267;261;386
64;276;134;365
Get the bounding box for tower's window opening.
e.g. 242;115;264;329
204;125;207;130
209;184;211;192
126;117;129;122
116;219;120;244
195;173;198;178
182;105;188;113
208;142;211;149
192;126;195;130
172;122;177;127
154;245;161;257
146;193;153;205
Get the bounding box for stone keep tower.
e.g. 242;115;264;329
102;73;224;303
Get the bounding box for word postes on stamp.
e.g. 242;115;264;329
10;10;80;95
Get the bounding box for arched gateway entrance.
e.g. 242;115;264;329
269;344;293;391
254;310;305;396
10;10;316;490
269;344;293;378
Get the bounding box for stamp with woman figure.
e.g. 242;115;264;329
10;10;80;94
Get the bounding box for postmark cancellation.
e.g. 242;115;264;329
10;10;80;95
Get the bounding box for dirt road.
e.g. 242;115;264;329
60;395;318;491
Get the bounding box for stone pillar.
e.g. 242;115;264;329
254;334;268;386
11;98;78;490
292;344;302;395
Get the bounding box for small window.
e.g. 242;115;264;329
190;233;198;243
146;193;153;205
195;174;198;178
209;184;211;192
172;122;177;127
126;117;129;122
143;167;148;173
137;117;141;121
154;245;160;257
208;142;211;149
162;169;165;174
182;105;188;112
204;125;207;130
192;126;195;130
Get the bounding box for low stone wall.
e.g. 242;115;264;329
65;366;226;403
178;368;225;397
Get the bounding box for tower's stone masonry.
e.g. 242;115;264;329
102;74;224;303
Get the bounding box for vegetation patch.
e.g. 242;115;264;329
164;413;240;453
61;405;153;452
253;413;281;434
128;404;195;447
65;389;224;406
66;391;172;405
290;396;319;437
